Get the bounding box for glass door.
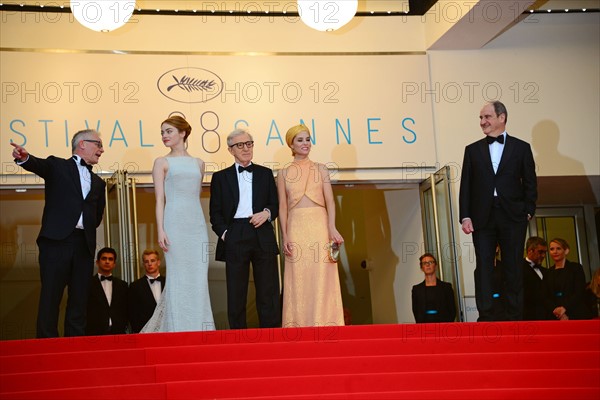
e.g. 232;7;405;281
529;207;593;280
104;171;140;283
419;166;463;321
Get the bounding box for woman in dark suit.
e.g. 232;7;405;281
412;253;457;323
544;238;587;320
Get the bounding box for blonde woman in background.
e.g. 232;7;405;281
544;238;587;320
278;124;344;327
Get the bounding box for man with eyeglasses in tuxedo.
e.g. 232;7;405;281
10;129;106;338
209;128;281;329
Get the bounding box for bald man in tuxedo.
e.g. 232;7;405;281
459;101;537;321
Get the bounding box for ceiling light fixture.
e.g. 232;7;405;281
70;0;135;32
297;0;358;31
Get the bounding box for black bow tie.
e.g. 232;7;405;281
100;275;113;281
238;164;254;173
532;264;542;270
486;135;505;145
148;277;159;284
74;156;93;171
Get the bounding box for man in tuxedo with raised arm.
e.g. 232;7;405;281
209;128;281;329
11;129;106;337
459;101;537;321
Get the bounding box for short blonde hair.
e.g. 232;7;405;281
142;249;160;259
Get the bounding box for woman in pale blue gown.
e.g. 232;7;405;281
141;116;215;332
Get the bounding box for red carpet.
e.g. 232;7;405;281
1;321;599;399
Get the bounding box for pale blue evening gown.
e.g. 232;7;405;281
142;157;215;332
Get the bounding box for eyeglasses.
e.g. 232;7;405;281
420;261;436;266
229;141;254;149
84;140;103;149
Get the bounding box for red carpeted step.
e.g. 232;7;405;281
2;331;598;375
0;383;167;400
1;320;597;356
0;348;147;374
0;334;600;374
2;350;597;393
229;387;600;400
0;365;155;393
142;333;599;366
0;321;598;399
163;369;599;399
2;369;597;400
153;351;599;383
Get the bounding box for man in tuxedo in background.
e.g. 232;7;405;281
209;128;281;329
522;236;551;320
459;101;537;321
86;247;128;335
10;130;106;338
129;249;165;333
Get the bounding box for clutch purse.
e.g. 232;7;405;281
327;241;341;263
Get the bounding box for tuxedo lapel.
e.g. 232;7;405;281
142;279;157;305
68;158;84;199
93;277;110;307
225;164;240;216
251;166;261;211
87;173;103;200
477;139;495;175
496;134;515;174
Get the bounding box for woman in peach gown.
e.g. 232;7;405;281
277;124;345;327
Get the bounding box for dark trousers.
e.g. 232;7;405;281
473;200;528;321
225;219;281;329
36;230;93;338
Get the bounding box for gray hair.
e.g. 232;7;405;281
526;236;547;251
227;128;254;147
71;129;100;153
491;100;508;123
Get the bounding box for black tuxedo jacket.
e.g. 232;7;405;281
459;134;537;228
19;155;106;255
411;279;457;323
522;259;552;320
86;275;129;335
209;163;279;262
128;276;165;333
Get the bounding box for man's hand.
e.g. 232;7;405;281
462;218;474;235
10;142;29;162
249;210;270;228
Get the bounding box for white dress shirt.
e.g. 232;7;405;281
147;275;162;303
234;162;253;218
72;155;91;229
489;131;507;196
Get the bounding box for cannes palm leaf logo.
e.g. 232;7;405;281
158;67;223;103
167;75;216;92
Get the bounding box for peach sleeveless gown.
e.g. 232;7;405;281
281;159;344;327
